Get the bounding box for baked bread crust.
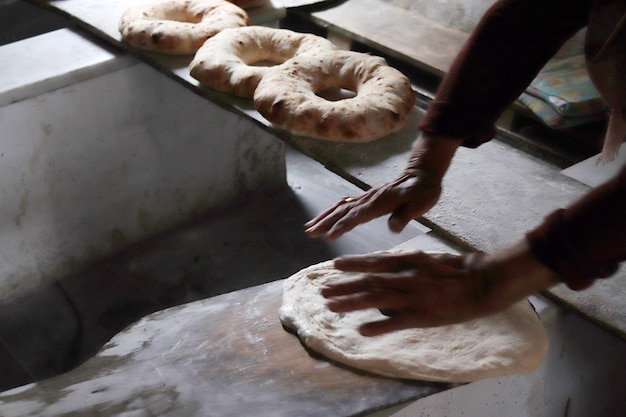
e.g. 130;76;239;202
119;0;249;55
189;26;337;98
254;50;416;142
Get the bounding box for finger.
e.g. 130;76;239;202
304;196;356;229
334;252;426;273
358;315;417;336
387;194;437;234
323;185;419;240
304;203;356;238
322;271;417;299
427;252;468;270
320;281;365;298
359;310;461;337
344;250;464;276
322;218;364;241
387;201;423;233
385;187;422;234
325;287;410;313
321;273;406;297
305;195;381;240
333;254;398;273
322;204;384;240
387;212;411;233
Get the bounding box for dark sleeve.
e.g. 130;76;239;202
526;164;626;290
418;0;593;147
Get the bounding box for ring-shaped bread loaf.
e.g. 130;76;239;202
253;50;416;142
189;26;337;98
119;0;249;55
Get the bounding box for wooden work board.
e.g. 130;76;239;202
292;0;468;77
0;280;447;417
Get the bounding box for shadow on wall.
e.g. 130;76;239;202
0;186;340;392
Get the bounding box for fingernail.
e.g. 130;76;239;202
304;227;320;237
379;309;401;316
359;326;376;337
388;218;405;233
325;300;339;311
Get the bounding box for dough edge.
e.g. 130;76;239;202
279;258;549;383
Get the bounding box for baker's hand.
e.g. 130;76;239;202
304;170;442;240
320;250;496;335
321;242;559;336
304;133;462;240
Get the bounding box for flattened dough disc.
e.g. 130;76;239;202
279;259;549;383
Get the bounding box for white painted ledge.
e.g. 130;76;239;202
0;28;134;107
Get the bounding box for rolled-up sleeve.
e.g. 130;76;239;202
526;164;626;290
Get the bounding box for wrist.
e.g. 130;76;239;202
481;240;559;309
406;132;463;179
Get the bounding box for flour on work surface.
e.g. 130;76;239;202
279;259;548;383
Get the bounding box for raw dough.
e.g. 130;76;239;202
279;259;549;383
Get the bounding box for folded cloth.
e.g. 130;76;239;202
525;54;608;119
518;92;608;129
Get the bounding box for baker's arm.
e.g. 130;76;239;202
321;165;626;333
306;0;593;240
419;0;593;145
527;163;626;290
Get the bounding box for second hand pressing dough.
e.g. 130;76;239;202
279;259;549;383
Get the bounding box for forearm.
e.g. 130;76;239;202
478;240;560;310
526;164;626;290
476;165;626;307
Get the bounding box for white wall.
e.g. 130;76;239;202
381;0;497;33
0;30;286;301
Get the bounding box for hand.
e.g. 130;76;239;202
304;170;442;240
321;243;558;335
304;133;462;240
321;251;494;335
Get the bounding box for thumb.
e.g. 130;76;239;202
388;202;423;233
388;214;410;233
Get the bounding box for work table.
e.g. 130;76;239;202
0;278;451;417
1;1;625;413
23;0;623;339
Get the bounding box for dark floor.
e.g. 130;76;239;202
0;145;428;392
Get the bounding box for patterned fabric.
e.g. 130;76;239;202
518;92;608;128
518;29;610;129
